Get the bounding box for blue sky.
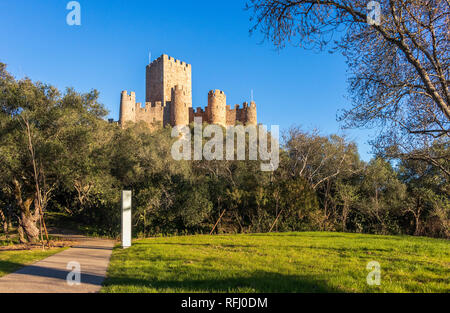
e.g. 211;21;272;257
0;0;376;160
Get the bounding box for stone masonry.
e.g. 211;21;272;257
119;54;257;129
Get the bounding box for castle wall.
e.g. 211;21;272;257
134;102;165;130
120;54;256;129
225;103;257;126
226;105;236;125
189;106;209;124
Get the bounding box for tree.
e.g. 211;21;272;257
335;181;359;232
283;127;360;189
248;0;449;175
398;156;449;236
360;158;406;234
283;126;361;229
429;195;450;238
0;63;110;242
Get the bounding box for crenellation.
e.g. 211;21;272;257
119;53;257;129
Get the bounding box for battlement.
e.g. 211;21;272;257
136;101;164;110
166;55;191;67
173;85;187;93
120;53;256;129
121;90;136;101
226;102;257;111
148;54;191;68
208;89;225;96
192;107;205;114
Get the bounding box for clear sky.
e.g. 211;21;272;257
0;0;376;161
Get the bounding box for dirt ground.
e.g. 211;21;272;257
0;236;77;251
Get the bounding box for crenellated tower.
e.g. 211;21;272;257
208;90;227;126
170;85;189;126
246;101;257;125
146;54;192;109
119;91;136;127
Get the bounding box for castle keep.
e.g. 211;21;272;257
119;54;257;129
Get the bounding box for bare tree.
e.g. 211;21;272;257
283;127;360;190
248;0;449;175
283;127;361;229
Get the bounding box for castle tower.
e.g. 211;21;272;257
246;101;257;125
119;91;136;127
170;85;189;126
208;90;226;126
118;53;257;129
146;54;192;108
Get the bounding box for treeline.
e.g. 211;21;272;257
0;64;449;242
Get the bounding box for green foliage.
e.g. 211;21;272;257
0;64;448;239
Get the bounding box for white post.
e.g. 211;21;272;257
121;190;132;248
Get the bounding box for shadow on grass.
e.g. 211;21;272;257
0;260;26;277
0;260;106;286
134;242;259;249
72;245;113;250
103;270;342;293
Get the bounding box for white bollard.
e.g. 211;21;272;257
121;190;132;248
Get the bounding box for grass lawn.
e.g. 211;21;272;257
102;232;449;293
0;244;68;277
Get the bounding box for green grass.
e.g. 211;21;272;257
102;232;450;293
0;247;68;277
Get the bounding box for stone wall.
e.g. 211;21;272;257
146;54;192;108
135;101;165;131
119;54;257;129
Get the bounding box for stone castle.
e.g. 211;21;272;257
119;54;257;129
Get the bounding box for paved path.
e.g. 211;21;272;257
0;233;115;293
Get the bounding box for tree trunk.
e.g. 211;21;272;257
414;214;421;236
342;204;348;232
13;178;40;243
17;224;26;243
0;209;8;237
19;211;40;243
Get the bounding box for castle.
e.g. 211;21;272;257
119;54;257;129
